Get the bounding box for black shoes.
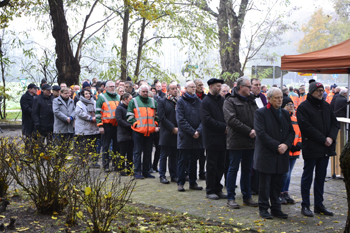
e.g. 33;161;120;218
178;185;185;192
283;193;296;204
259;209;272;219
271;210;288;219
189;184;203;190
279;193;287;205
314;205;334;216
171;177;178;183
216;192;227;199
160;177;170;184
301;206;314;217
243;198;258;207
227;200;240;209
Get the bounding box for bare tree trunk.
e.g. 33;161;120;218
134;17;146;80
0;36;5;119
120;1;130;81
48;0;80;86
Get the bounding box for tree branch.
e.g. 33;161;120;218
0;0;10;8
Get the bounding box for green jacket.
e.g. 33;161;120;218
127;96;159;125
95;91;120;127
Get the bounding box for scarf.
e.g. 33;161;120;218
80;96;95;113
184;92;197;99
196;92;203;100
167;94;178;104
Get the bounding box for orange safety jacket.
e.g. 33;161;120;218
290;115;302;157
37;90;41;96
126;96;158;137
290;95;300;108
326;92;334;104
95;92;120;127
299;94;307;105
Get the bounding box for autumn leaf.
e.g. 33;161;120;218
85;187;91;196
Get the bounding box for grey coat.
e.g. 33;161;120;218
53;96;75;134
223;88;258;150
75;100;100;136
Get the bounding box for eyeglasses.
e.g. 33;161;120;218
244;85;252;89
315;89;324;93
286;103;294;106
187;86;196;89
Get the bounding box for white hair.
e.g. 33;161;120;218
139;84;149;91
221;84;230;89
236;76;250;90
185;81;195;88
267;87;282;99
106;81;114;87
340;88;348;96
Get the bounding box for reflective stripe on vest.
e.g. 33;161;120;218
133;98;156;128
100;94;118;124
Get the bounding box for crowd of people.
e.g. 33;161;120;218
20;76;340;219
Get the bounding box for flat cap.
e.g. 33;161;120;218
207;78;224;86
52;85;61;91
42;84;52;90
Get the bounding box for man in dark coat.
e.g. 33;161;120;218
223;77;258;209
176;81;203;192
297;82;339;217
158;82;179;184
32;84;55;137
194;78;207;180
201;78;227;200
20;84;38;136
254;87;294;219
334;88;348;117
330;87;341;110
250;78;267;195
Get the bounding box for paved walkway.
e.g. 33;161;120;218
131;156;347;232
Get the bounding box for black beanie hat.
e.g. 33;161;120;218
309;82;324;94
282;96;293;108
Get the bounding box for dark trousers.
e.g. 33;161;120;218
224;150;229;185
206;149;225;194
159;146;177;178
199;149;206;176
119;140;134;171
258;172;283;211
177;149;200;186
152;132;160;170
101;124;119;169
133;131;153;175
227;149;254;200
251;168;260;194
301;156;329;208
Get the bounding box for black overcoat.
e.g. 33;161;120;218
115;102;133;142
201;93;226;150
334;95;347;118
32;93;55;131
20;91;35;135
297;94;339;159
253;106;294;174
158;97;177;147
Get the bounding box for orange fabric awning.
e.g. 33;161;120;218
281;39;350;74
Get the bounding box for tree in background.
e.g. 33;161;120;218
297;8;332;53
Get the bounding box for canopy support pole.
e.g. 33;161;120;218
280;71;284;90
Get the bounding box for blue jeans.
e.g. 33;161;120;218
159;146;177;178
133;131;153;175
301;156;329;208
227;149;254;201
281;157;297;192
177;149;200;186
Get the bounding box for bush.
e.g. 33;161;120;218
0;135;86;214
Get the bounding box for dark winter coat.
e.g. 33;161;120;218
223;87;258;150
156;90;166;99
297;94;339;159
32;93;55;132
115;102;133;142
20;91;35;135
253;106;295;174
158;97;177;147
176;94;203;149
330;92;340;111
334;94;347;117
201;93;226;150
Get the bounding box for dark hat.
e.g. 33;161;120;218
82;81;91;89
41;79;47;84
308;79;316;84
126;76;132;81
207;78;224;86
282;96;293;108
42;84;52;90
52;85;61;91
27;83;38;89
309;82;324;94
331;83;338;89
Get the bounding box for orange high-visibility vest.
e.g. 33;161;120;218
131;98;157;136
326;92;334;104
299;94;307;105
290;95;300;108
96;94;119;127
290;115;302;157
37;90;41;95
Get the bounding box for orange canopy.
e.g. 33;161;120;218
281;39;350;74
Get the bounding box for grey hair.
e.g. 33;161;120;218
340;88;348;96
185;81;195;88
236;76;250;90
221;84;230;89
282;87;288;94
139;84;149;91
193;78;203;85
267;87;282;99
106;81;114;87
